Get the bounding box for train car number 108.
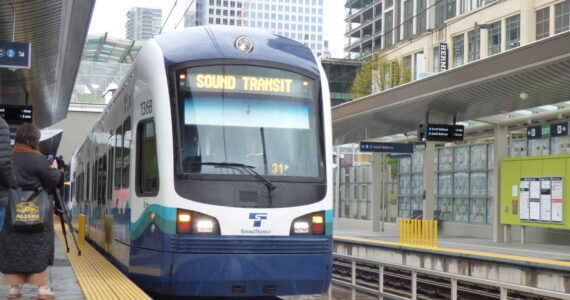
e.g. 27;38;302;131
141;100;153;116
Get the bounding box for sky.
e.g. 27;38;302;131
88;0;346;58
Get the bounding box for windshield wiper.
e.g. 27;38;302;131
190;162;276;191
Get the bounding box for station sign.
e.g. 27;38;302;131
0;104;33;124
360;141;413;154
527;122;568;139
426;123;464;141
0;42;31;69
439;43;448;72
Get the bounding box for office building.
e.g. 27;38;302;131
126;7;162;41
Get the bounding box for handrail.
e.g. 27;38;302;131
332;253;570;300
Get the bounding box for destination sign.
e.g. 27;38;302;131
360;141;413;153
426;123;464;141
0;104;32;124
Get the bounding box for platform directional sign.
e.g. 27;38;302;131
0;42;31;69
360;141;413;153
528;122;568;139
426;123;464;141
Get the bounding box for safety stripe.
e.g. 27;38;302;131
334;235;570;268
55;225;152;300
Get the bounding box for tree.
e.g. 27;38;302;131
349;53;412;99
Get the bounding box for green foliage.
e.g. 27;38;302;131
349;53;413;99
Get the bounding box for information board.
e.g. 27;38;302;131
0;105;32;124
520;176;563;223
425;123;464;141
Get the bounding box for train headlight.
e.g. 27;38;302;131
196;219;215;233
176;209;221;235
290;211;326;235
235;36;253;53
293;221;310;234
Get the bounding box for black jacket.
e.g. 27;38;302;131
0;144;62;274
0;117;15;206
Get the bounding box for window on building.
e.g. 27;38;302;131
435;0;445;27
403;55;412;81
433;45;440;73
416;0;427;34
447;0;457;20
384;11;393;48
555;0;570;34
487;21;501;55
414;51;425;80
506;15;520;49
453;34;464;67
403;0;413;39
467;29;480;62
536;7;550;40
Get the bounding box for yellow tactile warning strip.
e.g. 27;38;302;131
55;226;152;300
334;235;570;268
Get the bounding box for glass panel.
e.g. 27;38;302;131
140;121;159;194
122;117;131;188
528;138;550;156
454;172;469;196
506;15;520;49
536;7;550;40
470;144;487;169
487;21;501;55
488;144;494;169
468;29;480;62
470;198;487;224
399;175;411;195
453;34;464;67
453;198;469;222
439;147;453;171
411;197;422;212
433;45;440;73
416;0;427;34
454;147;469;170
470;172;486;197
438;197;453;221
384;11;393;47
555;0;570;34
400;157;411;173
399;196;411;217
551;136;570;155
510;139;526;157
487;197;493;224
488;171;494;197
438;173;453;196
411;150;424;173
412;174;423;195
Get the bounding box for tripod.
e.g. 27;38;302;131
53;186;81;256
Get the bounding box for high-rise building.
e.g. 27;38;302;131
125;7;162;41
186;0;324;55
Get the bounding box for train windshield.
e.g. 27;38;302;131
176;65;324;179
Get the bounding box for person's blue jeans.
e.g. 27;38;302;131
0;206;4;231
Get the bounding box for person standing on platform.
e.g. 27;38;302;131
0;116;15;232
0;123;63;299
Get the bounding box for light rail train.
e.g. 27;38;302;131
70;26;333;297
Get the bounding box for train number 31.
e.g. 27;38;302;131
141;100;153;116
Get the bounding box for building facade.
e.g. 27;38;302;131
187;0;325;55
126;7;162;41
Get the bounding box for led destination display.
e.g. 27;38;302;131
426;123;464;141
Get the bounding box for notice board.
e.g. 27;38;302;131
500;154;570;229
519;176;563;223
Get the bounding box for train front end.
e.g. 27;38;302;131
136;26;333;297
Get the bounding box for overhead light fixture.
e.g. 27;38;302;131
519;92;528;100
538;105;558;111
514;110;533;116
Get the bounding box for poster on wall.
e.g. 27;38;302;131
551;177;563;222
519;178;530;220
529;177;541;221
540;178;552;222
519;176;564;223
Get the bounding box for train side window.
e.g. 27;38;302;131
114;125;123;190
86;163;90;201
107;148;113;203
122;117;131;188
137;119;159;195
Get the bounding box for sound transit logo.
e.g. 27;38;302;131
241;213;271;234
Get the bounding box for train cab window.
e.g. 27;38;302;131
137;119;159;195
122;117;131;188
114;125;123;189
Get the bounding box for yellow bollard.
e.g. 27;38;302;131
434;220;438;248
78;214;86;248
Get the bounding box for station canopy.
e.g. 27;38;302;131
332;31;570;145
0;0;94;128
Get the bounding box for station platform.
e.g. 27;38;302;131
0;225;151;300
334;222;570;272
